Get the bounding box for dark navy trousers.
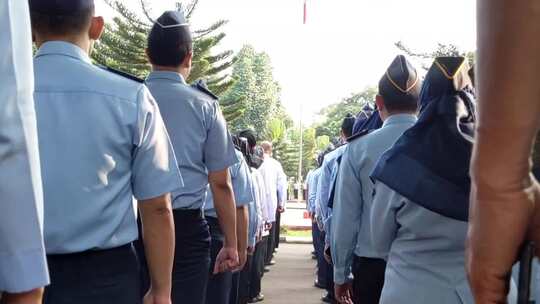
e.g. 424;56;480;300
205;217;233;304
352;256;386;304
137;209;211;304
171;209;211;304
43;243;140;304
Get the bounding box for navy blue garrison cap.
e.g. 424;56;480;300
29;0;94;14
148;10;192;46
378;55;421;105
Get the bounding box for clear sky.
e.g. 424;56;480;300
94;0;476;125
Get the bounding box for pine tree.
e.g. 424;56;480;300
91;0;242;121
222;45;282;134
394;41;475;70
315;87;377;139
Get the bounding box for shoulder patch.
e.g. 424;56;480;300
98;66;144;83
347;129;372;142
191;79;219;100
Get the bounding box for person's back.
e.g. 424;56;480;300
371;184;472;304
34;43;164;251
30;1;181;303
146;76;224;207
332;55;421;304
143;10;240;304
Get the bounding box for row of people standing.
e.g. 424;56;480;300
308;54;519;304
0;1;287;304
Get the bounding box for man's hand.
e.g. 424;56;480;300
213;246;239;274
324;245;332;265
233;248;248;272
277;206;285;213
2;288;44;304
334;282;353;304
143;288;171;304
265;222;272;231
247;246;255;255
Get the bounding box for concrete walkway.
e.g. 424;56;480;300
262;243;325;304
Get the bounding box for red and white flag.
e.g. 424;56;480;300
303;0;307;24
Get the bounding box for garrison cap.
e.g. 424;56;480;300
419;56;471;110
378;55;421;105
148;9;192;48
29;0;94;14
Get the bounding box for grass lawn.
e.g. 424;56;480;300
283;229;312;238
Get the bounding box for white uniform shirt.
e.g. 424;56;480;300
258;154;287;222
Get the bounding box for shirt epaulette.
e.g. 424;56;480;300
98;66;144;83
347;129;372;143
191;79;219;100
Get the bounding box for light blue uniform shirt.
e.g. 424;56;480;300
204;149;253;218
318;146;346;247
307;168;322;214
370;182;476;304
0;0;49;292
316;145;347;231
247;170;261;247
331;114;417;284
146;72;238;210
34;41;183;254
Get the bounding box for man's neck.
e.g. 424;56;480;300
381;111;416;122
152;65;190;80
36;36;91;54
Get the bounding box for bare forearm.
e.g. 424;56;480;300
236;206;249;253
213;184;238;248
139;196;175;296
2;289;43;304
468;0;540;302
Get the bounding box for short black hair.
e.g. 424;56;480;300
30;7;94;36
239;130;257;148
147;16;193;67
378;81;420;113
341;113;356;138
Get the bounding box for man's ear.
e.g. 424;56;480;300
89;16;105;40
375;94;385;112
182;51;194;68
145;48;152;63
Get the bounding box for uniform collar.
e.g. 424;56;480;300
35;41;92;64
382;113;417;128
146;71;187;84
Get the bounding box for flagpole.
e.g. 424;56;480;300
297;0;307;202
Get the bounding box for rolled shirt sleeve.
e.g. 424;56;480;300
231;157;254;207
331;147;364;285
204;102;238;172
0;0;49;292
131;87;183;201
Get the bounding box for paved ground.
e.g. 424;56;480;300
262;243;325;304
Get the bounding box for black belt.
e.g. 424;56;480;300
173;208;204;219
47;243;133;260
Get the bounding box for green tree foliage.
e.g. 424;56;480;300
395;41;475;69
315;87;377;138
222;45;284;134
91;0;242;122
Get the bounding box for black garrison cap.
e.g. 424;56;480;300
148;10;193;47
378;55;421;104
29;0;94;14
